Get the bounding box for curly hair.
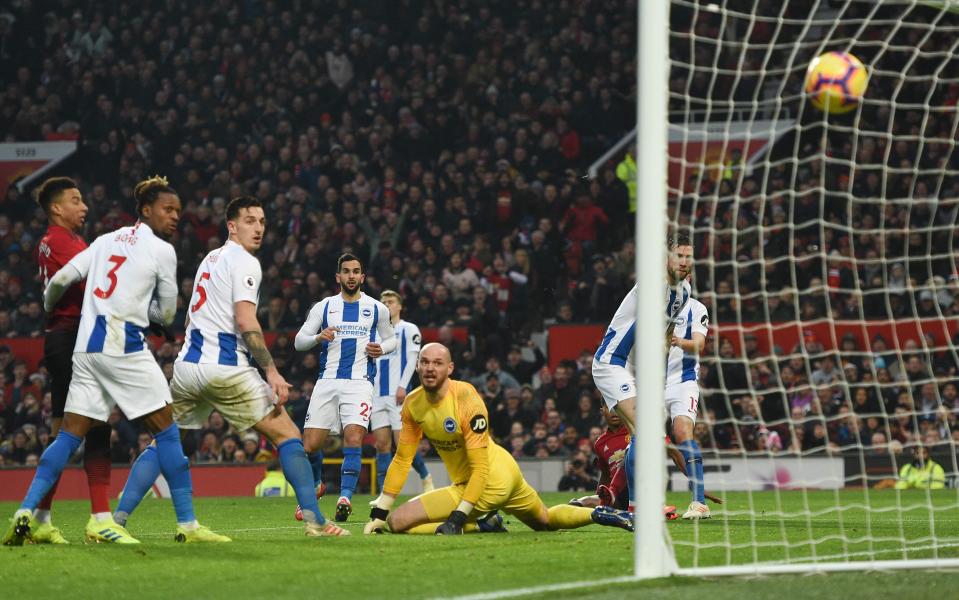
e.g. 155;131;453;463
133;175;177;216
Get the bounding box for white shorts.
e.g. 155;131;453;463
305;378;374;432
170;362;274;431
65;352;171;422
592;359;636;410
370;394;402;430
665;381;700;423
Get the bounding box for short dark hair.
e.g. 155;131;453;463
35;177;78;214
337;252;363;273
226;196;262;221
134;175;177;216
667;232;691;249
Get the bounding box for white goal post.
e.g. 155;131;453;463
633;0;959;578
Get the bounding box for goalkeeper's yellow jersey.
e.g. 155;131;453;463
394;379;510;487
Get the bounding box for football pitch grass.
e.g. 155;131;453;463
2;490;958;599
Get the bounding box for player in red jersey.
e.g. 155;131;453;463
569;406;672;513
571;406;722;520
33;177;114;543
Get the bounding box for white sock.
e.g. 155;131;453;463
177;520;199;531
93;512;112;523
34;509;52;524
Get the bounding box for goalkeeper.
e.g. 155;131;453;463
364;343;633;534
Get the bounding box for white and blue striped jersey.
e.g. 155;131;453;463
66;222;177;356
666;296;709;387
295;293;395;382
374;320;421;398
176;240;262;367
594;280;692;367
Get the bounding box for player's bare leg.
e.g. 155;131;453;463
612;397;637;435
254;410;346;536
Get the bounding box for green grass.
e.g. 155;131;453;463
2;491;958;599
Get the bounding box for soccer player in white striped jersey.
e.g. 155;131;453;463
295;254;396;522
3;176;228;545
590;234;706;527
664;234;710;519
370;290;433;499
111;196;346;537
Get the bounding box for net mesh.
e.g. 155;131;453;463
664;0;959;570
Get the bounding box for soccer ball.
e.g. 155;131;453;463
804;51;868;114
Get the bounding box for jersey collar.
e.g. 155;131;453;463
46;223;80;238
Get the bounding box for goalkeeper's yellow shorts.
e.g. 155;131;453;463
418;453;545;524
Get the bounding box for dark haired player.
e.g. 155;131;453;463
31;176;113;543
112;196;345;536
295;253;396;522
4;176;228;545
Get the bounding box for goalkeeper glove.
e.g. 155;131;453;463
363;506;389;535
435;510;468;535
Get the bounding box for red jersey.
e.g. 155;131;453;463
37;224;87;331
593;425;630;473
486;272;512;314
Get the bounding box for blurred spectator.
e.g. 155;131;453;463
895;445;946;489
557;451;598;492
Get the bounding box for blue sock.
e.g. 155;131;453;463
624;440;635;507
114;445;160;525
376;452;392;493
279;439;326;525
680;440;705;504
692;441;705;504
411;451;430;480
340;447;361;500
21;431;82;511
309;451;324;489
153;424;195;525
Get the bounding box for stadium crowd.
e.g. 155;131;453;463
0;1;957;470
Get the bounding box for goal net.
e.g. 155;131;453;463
638;0;959;576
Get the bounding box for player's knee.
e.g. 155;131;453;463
342;429;364;447
374;437;391;454
385;512;406;533
671;416;694;441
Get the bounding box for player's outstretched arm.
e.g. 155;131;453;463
294;301;331;351
364;441;418;534
43;263;82;312
43;245;92;312
237;300;291;405
366;304;397;358
395;325;422;404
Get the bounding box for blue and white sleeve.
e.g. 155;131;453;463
294;299;326;351
398;324;422;389
376;303;397;354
